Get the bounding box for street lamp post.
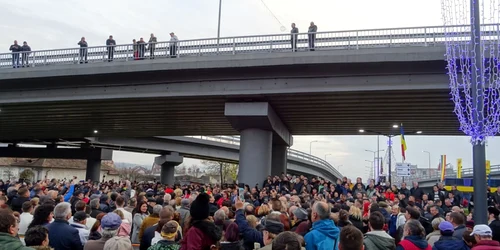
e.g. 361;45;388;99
325;153;332;161
365;149;385;181
309;140;318;155
216;0;222;53
422;151;431;178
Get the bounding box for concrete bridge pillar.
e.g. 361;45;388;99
86;159;102;182
225;102;292;186
155;152;183;186
271;144;288;177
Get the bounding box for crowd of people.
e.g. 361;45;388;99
6;21;322;69
0;174;499;250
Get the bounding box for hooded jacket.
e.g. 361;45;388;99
304;219;340;250
0;232;34;250
432;235;470;250
364;230;396;250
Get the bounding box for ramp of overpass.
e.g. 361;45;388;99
85;136;342;182
1;24;496;140
417;165;500;188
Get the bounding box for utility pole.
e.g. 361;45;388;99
216;0;222;53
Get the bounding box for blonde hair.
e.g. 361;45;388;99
246;215;258;228
349;206;362;220
258;204;270;217
113;209;124;220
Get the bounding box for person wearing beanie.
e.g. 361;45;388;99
432;221;469;250
148;221;181;250
84;213;122;250
291;207;310;235
102;236;133;250
181;193;222;250
260;219;285;250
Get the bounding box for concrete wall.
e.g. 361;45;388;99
0;166;118;182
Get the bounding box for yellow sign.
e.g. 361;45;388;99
487;160;491;175
457;158;462;178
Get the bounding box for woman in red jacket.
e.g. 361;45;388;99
385;188;395;202
181;193;222;250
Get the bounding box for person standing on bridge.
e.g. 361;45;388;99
21;41;31;67
138;38;147;60
78;37;88;64
169;32;178;58
148;33;157;59
291;23;299;52
9;40;21;68
106;35;116;62
308;22;317;51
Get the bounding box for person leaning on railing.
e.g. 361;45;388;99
9;40;22;68
78;37;88;64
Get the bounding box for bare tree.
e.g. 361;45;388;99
117;167;145;182
201;160;238;184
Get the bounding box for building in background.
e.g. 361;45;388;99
0;158;118;182
391;164;455;185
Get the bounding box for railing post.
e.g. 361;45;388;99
356;31;359;50
232;38;236;55
43;54;47;65
389;34;392;47
198;44;202;56
32;51;36;68
269;40;273;53
424;27;428;46
125;45;129;61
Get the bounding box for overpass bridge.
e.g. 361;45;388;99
86;136;342;183
417;165;500;189
1;24;494;185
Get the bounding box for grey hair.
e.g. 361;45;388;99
90;198;100;209
152;205;163;216
214;209;227;221
102;229;119;238
405;219;426;238
313;202;330;220
54;202;71;220
163;193;171;203
431;217;445;231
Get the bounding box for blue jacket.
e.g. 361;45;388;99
305;219;340;250
432;236;470;250
234;209;264;250
63;185;75;202
46;219;83;250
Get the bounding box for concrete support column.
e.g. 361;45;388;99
271;144;287;176
86;159;101;182
155;152;183;186
239;128;272;186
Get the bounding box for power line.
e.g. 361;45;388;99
259;0;286;31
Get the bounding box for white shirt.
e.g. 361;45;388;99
70;223;89;245
85;216;96;229
19;212;33;235
116;207;133;224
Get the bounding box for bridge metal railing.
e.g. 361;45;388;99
1;23;500;69
188;135;342;178
418;164;500;182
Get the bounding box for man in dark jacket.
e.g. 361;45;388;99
105;35;116;62
11;187;30;213
140;206;174;250
410;182;424;201
290;23;298;52
21;41;31;67
433;221;469;250
9;40;22;68
364;211;396;250
46;202;83;250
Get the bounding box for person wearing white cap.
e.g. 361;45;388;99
470;224;500;249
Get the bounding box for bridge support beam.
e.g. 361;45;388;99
86;159;102;182
155;153;183;186
225;102;292;186
271;144;287;176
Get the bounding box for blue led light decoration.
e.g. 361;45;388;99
441;0;500;144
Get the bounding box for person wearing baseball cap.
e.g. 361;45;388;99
470;224;500;249
432;221;469;250
84;213;122;250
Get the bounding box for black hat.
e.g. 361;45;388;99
190;193;210;221
73;211;88;222
489;206;500;217
264;219;284;235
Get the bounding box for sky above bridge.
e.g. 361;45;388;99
3;0;498;181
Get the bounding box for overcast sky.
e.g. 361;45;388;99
2;0;497;181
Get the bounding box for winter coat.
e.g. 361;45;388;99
219;241;244;250
46;219;83;250
364;230;396;250
0;232;34;250
471;240;500;250
304;219;340;250
396;235;431;250
148;240;180;250
180;220;222;250
432;235;470;250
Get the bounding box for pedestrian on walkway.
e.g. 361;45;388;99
290;23;299;52
138;38;147;60
148;33;157;59
21;41;31;67
106;35;116;62
169;32;178;58
9;40;22;68
78;37;88;64
308;22;317;51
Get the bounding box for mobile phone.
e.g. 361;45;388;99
238;183;245;201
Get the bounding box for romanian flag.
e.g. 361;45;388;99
400;124;407;161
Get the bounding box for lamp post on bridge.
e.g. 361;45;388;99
422;150;431;178
216;0;222;53
365;149;385;181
